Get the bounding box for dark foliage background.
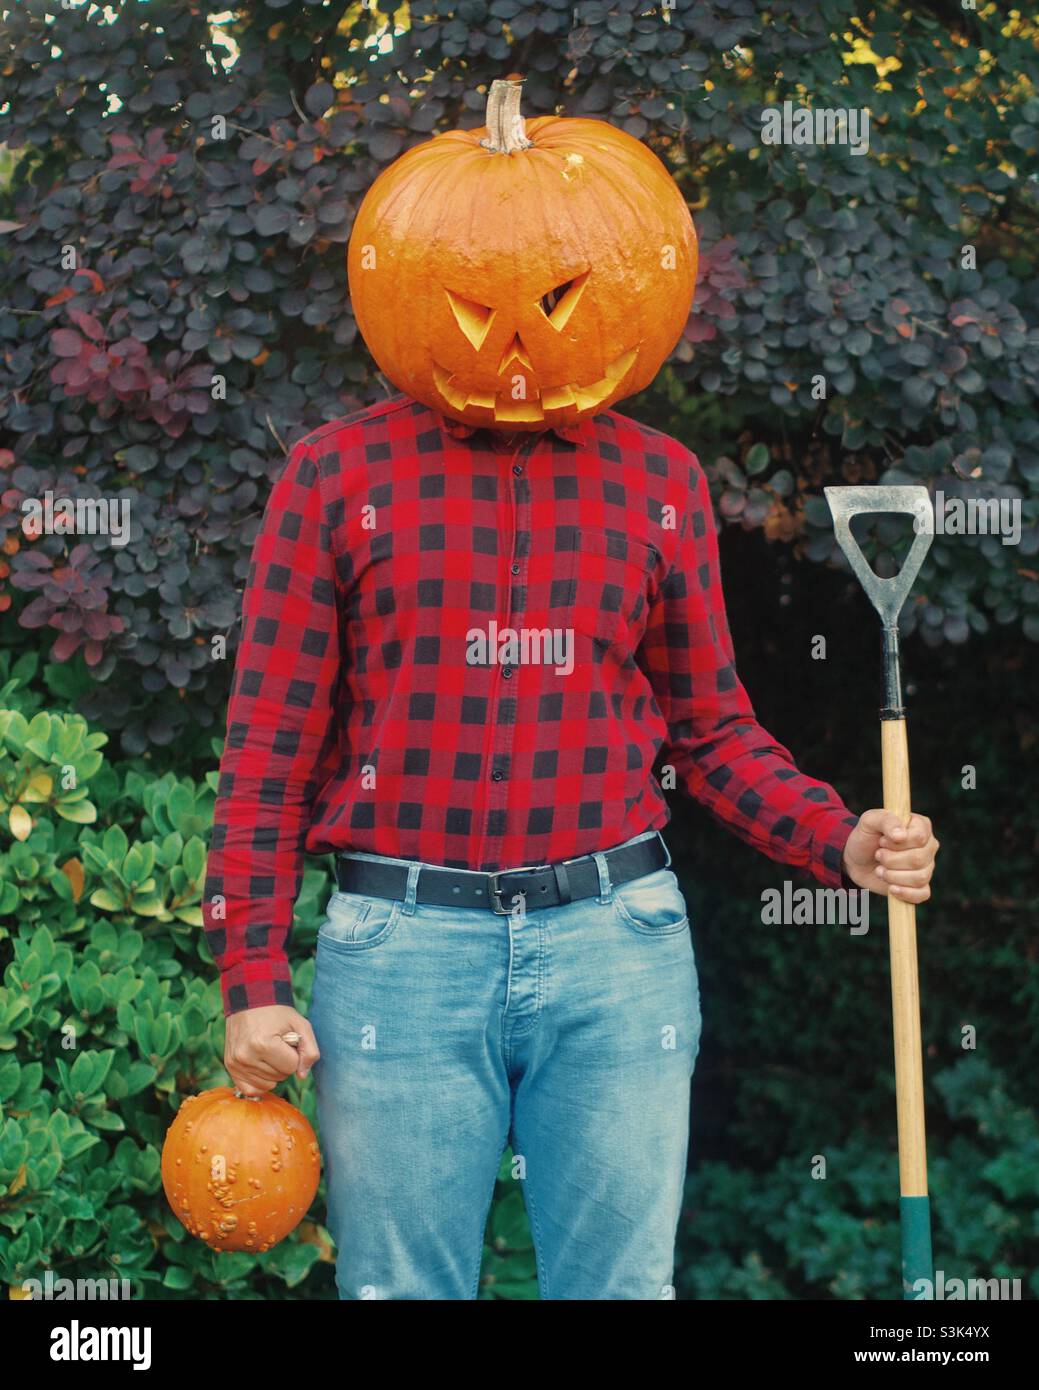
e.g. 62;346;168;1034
0;0;1036;1300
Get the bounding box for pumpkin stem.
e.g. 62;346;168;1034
480;77;533;154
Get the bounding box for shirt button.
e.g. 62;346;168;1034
491;769;505;782
511;563;520;575
501;666;513;679
512;464;523;476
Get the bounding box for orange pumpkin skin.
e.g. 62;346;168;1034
348;81;697;432
161;1087;320;1253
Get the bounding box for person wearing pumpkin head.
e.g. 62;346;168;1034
203;80;939;1300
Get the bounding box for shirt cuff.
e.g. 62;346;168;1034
811;811;860;889
220;955;295;1018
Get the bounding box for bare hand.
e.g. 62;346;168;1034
842;809;939;904
224;1005;320;1097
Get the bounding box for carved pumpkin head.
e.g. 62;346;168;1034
161;1087;321;1253
348;78;698;431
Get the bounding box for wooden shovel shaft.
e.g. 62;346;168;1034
881;718;928;1197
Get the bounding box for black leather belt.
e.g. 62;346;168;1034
335;834;669;915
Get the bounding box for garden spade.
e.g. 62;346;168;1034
824;484;935;1300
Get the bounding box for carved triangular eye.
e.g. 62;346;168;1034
538;270;590;330
540;282;571;314
446;289;496;350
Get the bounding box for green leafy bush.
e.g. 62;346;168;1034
0;678;336;1297
680;1060;1039;1301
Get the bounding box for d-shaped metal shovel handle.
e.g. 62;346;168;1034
824;485;934;629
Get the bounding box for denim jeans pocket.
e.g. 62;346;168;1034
317;890;403;951
611;867;689;937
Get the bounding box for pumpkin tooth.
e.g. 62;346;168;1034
570;347;639;411
540;385;577;412
493;397;546;424
604;346;638;381
432;361;469;413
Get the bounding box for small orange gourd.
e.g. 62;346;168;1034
161;1087;321;1253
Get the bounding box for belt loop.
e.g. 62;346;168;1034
658;832;672;869
592;851;612;904
402;862;421;916
552;861;572;906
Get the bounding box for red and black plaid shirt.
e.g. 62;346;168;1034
204;393;858;1014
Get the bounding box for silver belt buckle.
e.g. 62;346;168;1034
487;870;515;915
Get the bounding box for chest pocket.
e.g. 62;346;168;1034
559;528;661;654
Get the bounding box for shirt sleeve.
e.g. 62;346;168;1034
203;440;342;1016
638;451;859;887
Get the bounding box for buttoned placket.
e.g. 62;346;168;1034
474;432;542;870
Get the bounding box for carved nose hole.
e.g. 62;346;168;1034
498;331;534;374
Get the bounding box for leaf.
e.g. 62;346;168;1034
489;1189;532;1248
294;1220;336;1263
103;824;129;862
304;81;334;117
61;858;85;902
21;772;53;803
55;799;97;824
368;129;404;162
51;329;84;357
902;376;936;409
262;1239;320;1287
802;495;832;528
9;806;32;841
87;1108;125;1133
129;895;166;917
745;443;770;475
6;1163;28;1196
254;205;290;237
719;490;746;519
90;888;125;912
182;835;206;882
162;1264;195;1291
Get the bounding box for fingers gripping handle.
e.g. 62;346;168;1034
233;1032;303;1100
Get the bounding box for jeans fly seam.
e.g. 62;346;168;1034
502;923;546;1041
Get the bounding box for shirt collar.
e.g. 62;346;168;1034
438;412;584;449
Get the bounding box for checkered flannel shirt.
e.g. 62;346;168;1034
204;393;858;1014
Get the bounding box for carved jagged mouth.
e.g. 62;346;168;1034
432;347;639;424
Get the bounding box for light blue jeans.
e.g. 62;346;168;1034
309;830;701;1300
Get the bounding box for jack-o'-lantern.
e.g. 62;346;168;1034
161;1087;321;1253
348;77;697;431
